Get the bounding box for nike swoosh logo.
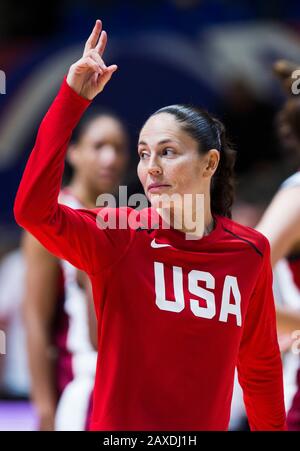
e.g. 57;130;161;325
151;239;172;249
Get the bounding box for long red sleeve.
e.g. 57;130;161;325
237;239;287;430
14;77;132;275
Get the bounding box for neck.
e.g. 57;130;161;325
156;192;215;239
68;177;98;209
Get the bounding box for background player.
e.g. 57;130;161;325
257;62;300;429
22;109;129;430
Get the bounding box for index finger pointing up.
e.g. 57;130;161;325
84;19;102;54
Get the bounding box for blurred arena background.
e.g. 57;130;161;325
1;0;300;431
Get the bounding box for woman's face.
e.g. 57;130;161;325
70;116;128;195
137;113;216;210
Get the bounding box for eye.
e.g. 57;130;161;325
162;147;175;156
139;150;150;159
93;141;105;150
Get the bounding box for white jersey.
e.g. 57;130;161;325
273;171;300;412
58;189;97;377
281;171;300;190
55;189;96;431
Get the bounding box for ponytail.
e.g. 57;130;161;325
210;119;236;218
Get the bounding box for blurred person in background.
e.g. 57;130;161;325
257;60;300;430
0;247;30;399
22;108;129;431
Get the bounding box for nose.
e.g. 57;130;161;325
98;145;117;166
148;156;163;176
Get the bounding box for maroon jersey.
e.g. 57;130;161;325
51;266;73;398
14;77;286;431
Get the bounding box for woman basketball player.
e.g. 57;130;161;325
14;20;286;430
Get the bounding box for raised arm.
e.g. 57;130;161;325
14;21;130;275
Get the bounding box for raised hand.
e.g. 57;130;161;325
66;20;118;100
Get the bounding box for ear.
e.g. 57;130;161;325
203;149;220;177
66;143;79;168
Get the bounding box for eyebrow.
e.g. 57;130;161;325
138;139;176;146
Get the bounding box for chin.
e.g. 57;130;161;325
148;193;173;210
98;180;118;193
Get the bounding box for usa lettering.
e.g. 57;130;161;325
154;262;242;326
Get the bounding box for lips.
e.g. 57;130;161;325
147;183;171;192
99;172;116;179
